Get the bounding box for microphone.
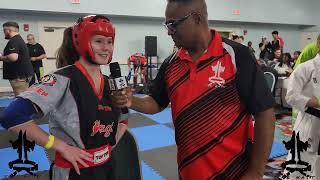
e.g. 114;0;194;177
109;62;129;121
109;62;128;91
305;107;320;118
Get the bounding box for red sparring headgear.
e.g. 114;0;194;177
72;15;115;64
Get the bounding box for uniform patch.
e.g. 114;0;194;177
93;145;111;164
41;74;57;86
27;87;49;97
91;120;114;138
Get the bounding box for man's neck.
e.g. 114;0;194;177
187;30;213;62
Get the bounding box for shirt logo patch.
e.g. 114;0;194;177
313;77;317;84
91;120;114;138
41;75;57;86
208;61;226;88
93;146;110;164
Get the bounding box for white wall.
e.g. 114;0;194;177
0;7;319;88
1;0;320;25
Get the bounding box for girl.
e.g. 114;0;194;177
274;52;293;76
0;15;128;180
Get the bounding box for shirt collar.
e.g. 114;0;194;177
176;29;223;62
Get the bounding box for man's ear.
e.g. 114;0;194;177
193;13;204;25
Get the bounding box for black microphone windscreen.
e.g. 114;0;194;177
110;62;121;78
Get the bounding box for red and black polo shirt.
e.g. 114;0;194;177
149;30;274;180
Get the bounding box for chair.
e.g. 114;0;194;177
264;71;276;93
112;130;142;180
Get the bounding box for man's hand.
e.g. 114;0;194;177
110;87;134;108
307;96;319;108
247;108;275;180
0;54;4;61
31;57;37;61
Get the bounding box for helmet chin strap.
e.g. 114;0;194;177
85;51;111;65
85;53;100;65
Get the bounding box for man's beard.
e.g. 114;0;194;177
4;34;10;40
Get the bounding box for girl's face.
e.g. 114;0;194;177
90;35;114;64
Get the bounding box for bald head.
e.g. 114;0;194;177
165;0;211;51
167;0;208;17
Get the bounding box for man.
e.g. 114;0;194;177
112;0;275;179
293;34;320;69
267;49;282;66
0;22;34;96
247;41;256;58
232;34;240;43
26;34;47;85
271;30;284;51
239;35;245;45
259;35;273;60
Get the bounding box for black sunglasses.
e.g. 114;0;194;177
163;12;195;33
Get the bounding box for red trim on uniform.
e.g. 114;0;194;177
177;29;223;63
119;119;128;126
98;76;104;100
75;61;104;100
54;144;111;169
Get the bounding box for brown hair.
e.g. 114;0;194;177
55;27;79;68
3;21;19;29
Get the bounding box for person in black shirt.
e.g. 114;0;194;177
26;34;47;85
259;36;273;61
0;21;34;96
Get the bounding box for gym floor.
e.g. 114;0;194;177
0;96;290;180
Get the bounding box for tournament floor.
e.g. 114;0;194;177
0;95;291;180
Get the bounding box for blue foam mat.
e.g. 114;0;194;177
0;98;13;108
144;108;172;124
141;161;165;180
129;108;173;124
130;124;175;151
268;142;288;160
